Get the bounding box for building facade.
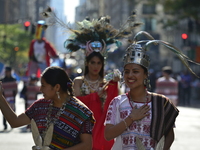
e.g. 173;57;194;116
74;0;199;73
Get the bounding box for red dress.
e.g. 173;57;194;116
77;80;118;150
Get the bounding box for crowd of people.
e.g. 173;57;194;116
149;67;200;107
0;8;200;150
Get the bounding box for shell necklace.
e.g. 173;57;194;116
41;99;68;139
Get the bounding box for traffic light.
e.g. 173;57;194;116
24;21;31;31
181;33;188;40
181;33;188;45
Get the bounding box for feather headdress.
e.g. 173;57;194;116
41;7;142;57
123;31;200;78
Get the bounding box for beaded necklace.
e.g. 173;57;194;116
128;91;149;108
82;75;104;94
84;76;101;93
41;99;68;139
85;75;100;84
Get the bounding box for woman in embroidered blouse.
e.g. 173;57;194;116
73;50;120;150
0;66;95;150
104;42;179;150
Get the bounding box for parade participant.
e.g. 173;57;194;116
1;66;17;130
0;66;95;149
68;20;123;150
63;17;141;150
27;20;59;77
155;66;179;106
41;7;142;149
105;31;200;150
73;48;120;150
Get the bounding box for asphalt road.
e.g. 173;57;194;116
0;82;34;150
0;81;200;150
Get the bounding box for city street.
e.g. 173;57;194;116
0;81;200;150
0;81;34;150
171;106;200;150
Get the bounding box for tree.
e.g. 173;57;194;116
0;24;33;75
162;0;200;20
150;0;200;31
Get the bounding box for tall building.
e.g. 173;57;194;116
45;0;67;53
0;1;24;24
0;0;50;36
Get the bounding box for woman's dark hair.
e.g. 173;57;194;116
84;52;104;78
141;65;148;75
41;66;73;96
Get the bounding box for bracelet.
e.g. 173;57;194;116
123;119;128;130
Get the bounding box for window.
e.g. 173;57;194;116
141;18;157;31
142;4;156;14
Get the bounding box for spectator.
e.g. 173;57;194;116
155;66;179;106
20;74;40;110
1;66;18;130
180;70;192;106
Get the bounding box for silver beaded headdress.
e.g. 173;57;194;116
123;31;154;69
123;31;200;78
123;43;150;69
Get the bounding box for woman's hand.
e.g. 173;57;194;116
104;105;150;141
112;69;121;82
112;75;120;82
105;69;121;83
128;105;150;121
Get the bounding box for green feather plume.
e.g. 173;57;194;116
144;40;200;78
41;6;142;55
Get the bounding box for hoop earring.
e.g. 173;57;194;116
143;78;151;90
56;92;60;99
